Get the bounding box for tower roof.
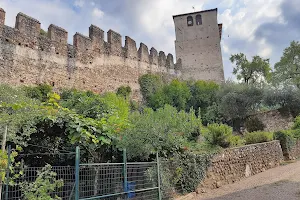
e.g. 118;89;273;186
173;8;217;18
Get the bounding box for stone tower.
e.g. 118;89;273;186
173;8;224;83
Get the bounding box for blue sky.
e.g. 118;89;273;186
0;0;299;79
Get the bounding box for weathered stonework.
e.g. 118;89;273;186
0;8;181;99
173;8;224;83
251;109;294;132
289;140;300;160
200;141;283;189
281;139;300;160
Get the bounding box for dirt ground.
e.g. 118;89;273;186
198;160;300;200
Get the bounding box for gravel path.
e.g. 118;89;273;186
198;160;300;200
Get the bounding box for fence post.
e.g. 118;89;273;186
156;152;162;200
123;149;128;198
75;146;80;200
4;145;11;200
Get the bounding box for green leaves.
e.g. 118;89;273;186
202;123;233;148
19;164;64;200
244;131;273;145
273;41;300;88
230;53;271;85
138;74;163;103
118;105;202;160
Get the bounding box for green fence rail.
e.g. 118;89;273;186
2;146;164;200
75;148;162;200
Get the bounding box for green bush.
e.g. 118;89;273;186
40;29;48;36
24;84;52;102
20;164;64;200
116;86;131;99
229;135;245;147
117;105;202;160
244;131;273;145
138;74;163;103
292;116;300;139
161;151;212;194
245;117;265;132
203;124;233;148
274;130;296;157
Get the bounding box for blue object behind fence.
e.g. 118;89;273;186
126;182;136;198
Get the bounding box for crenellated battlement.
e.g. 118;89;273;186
0;8;181;99
48;24;68;44
0;8;180;70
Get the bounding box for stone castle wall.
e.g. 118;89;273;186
200;141;283;189
251;109;294;132
173;9;224;83
0;8;181;99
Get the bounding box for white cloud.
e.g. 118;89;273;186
0;0;292;79
217;0;284;77
92;8;104;19
74;0;85;8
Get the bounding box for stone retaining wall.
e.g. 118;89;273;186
284;139;300;160
200;141;284;189
250;109;294;132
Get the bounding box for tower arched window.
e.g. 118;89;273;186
196;14;202;25
187;16;193;26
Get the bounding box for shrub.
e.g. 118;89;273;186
229;135;245;147
218;83;263;120
116;86;131;99
291;116;300;139
24;84;52;102
188;80;220;121
160;151;212;194
274;130;296;157
117;105;202;160
245;117;265;132
20;164;64;200
40;29;48;36
203;124;233;148
244;131;273;145
138;74;163;103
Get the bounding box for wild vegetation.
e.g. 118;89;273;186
0;41;300;196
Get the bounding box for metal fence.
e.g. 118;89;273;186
2;146;169;200
76;148;161;200
4;166;76;200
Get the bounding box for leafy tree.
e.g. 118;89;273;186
0;85;43;146
188;80;220;123
230;53;271;84
1;85;131;163
263;87;300;117
218;83;263;121
116;86;131;99
161;80;191;111
273;41;300;88
202;103;223;125
138;74;163;103
148;79;191;111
